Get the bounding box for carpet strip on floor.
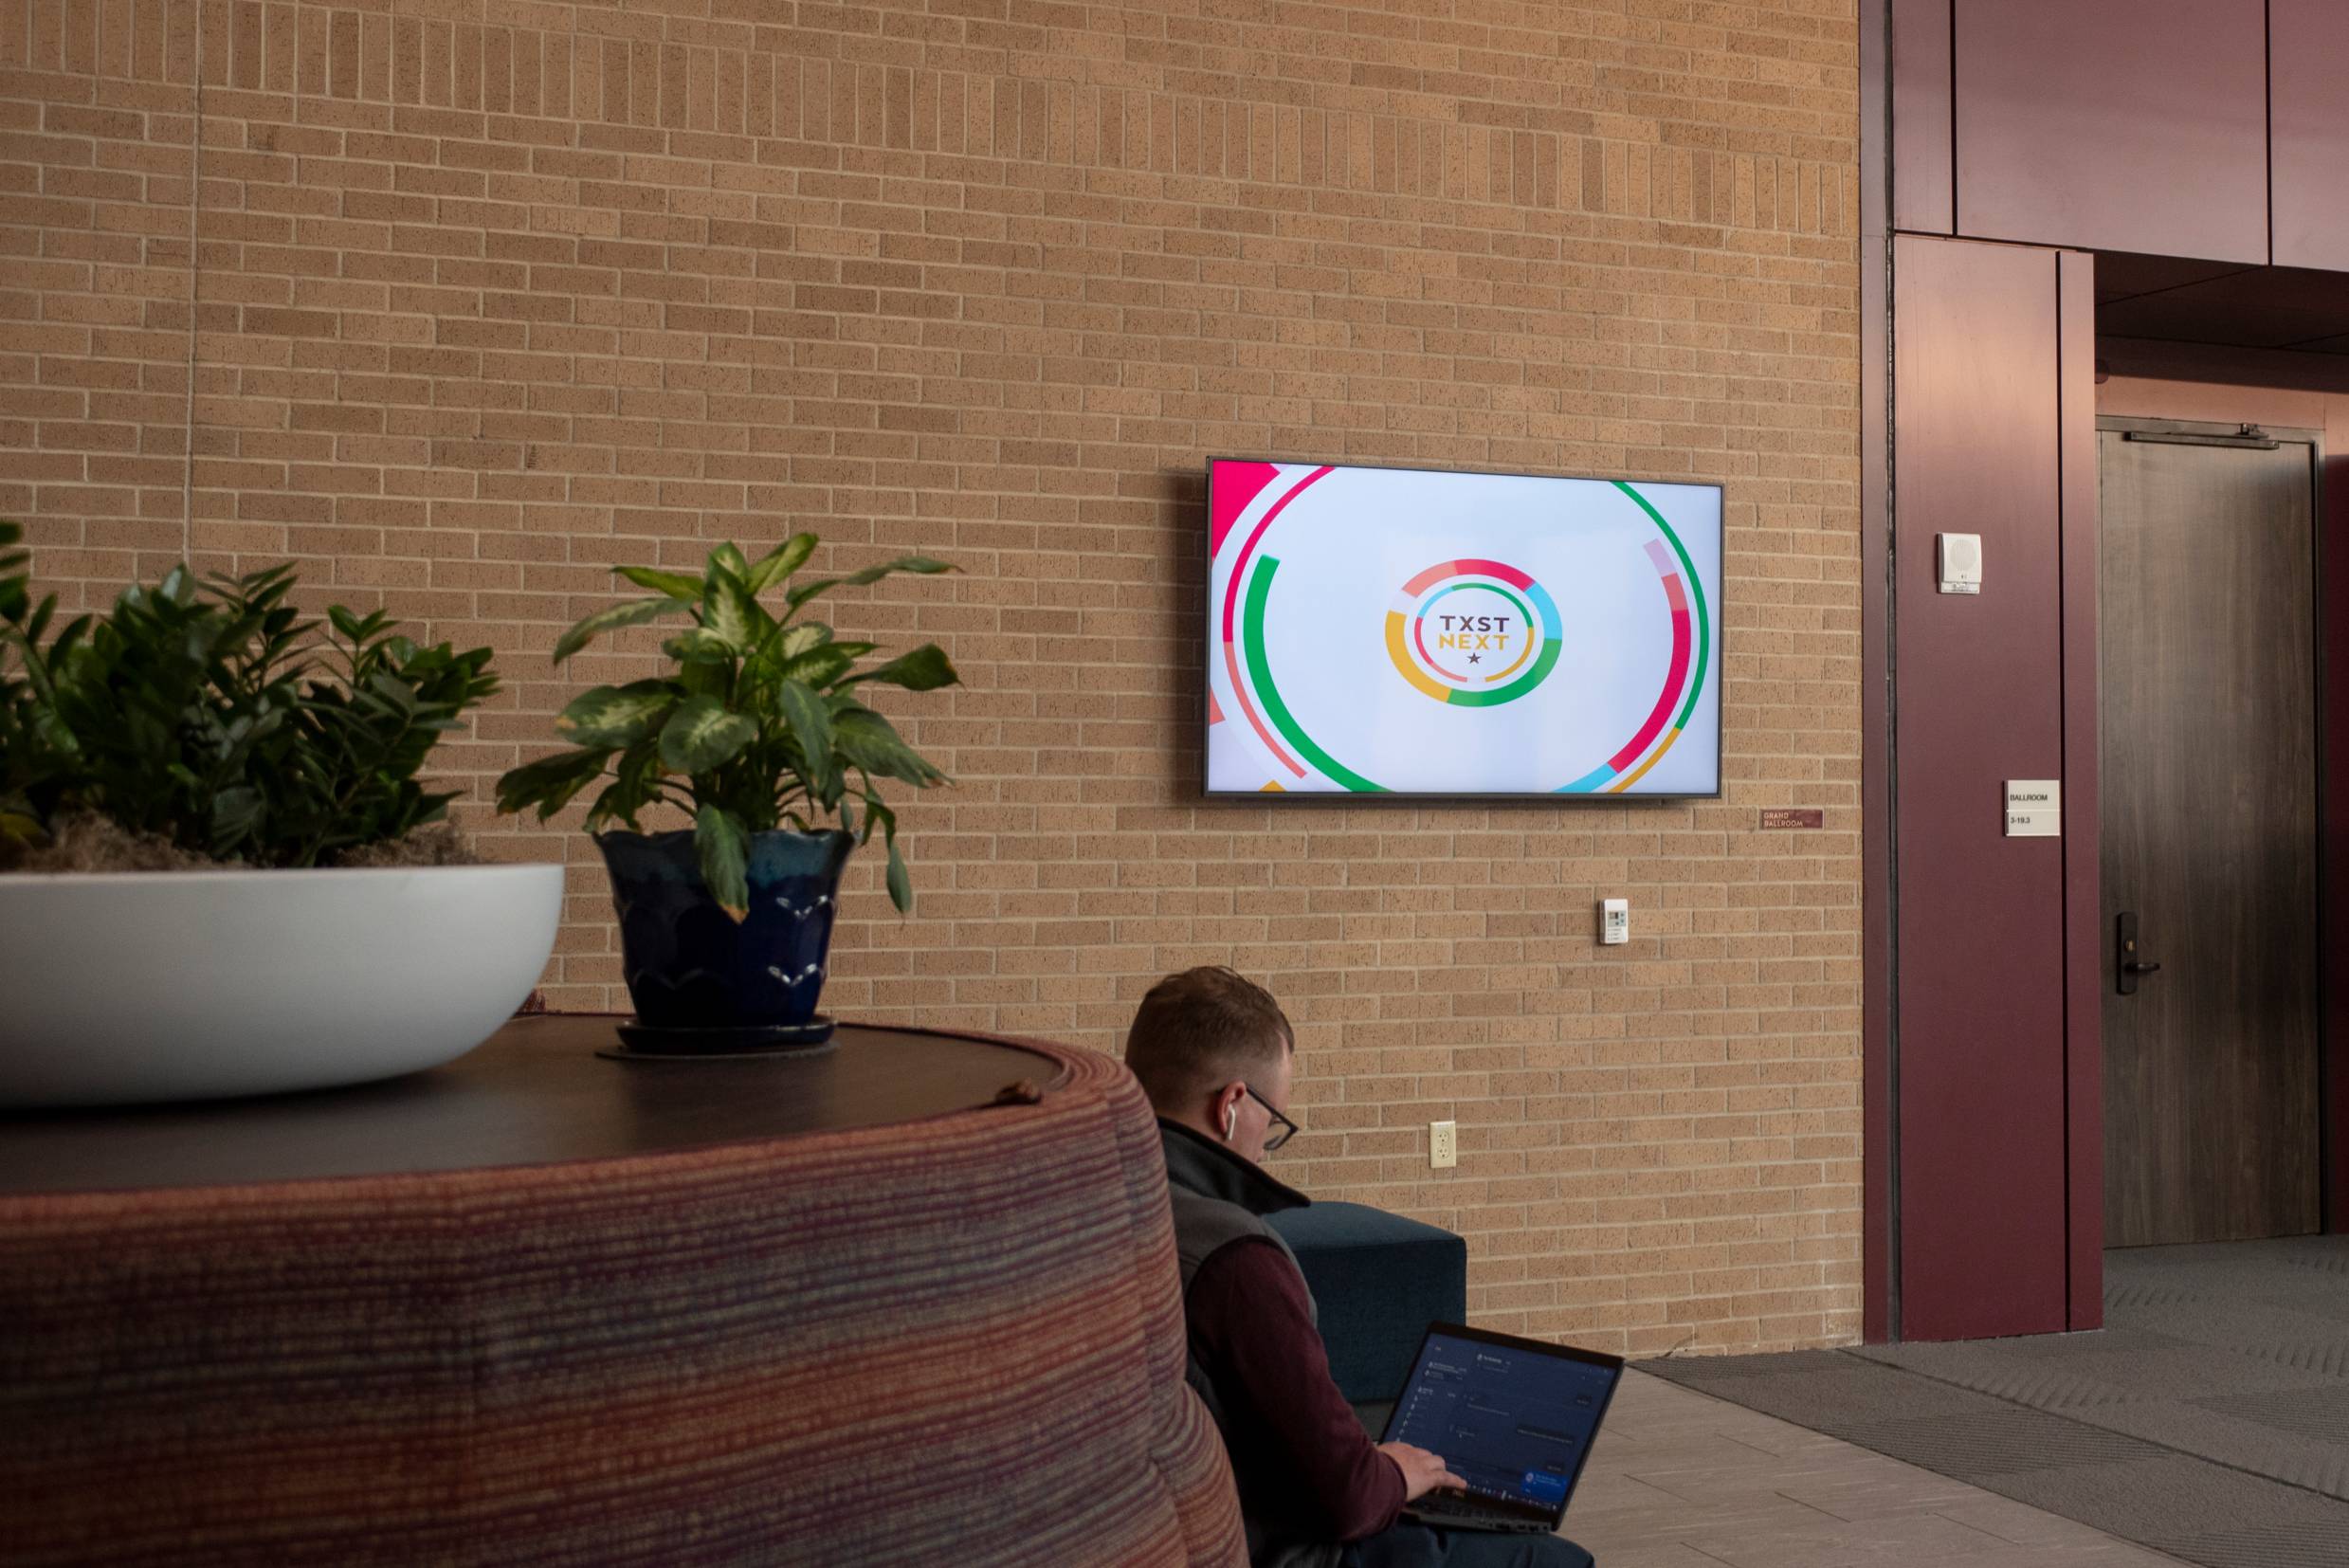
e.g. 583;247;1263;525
1645;1237;2349;1568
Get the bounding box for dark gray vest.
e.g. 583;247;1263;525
1159;1122;1338;1568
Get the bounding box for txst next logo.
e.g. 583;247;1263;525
1384;559;1562;709
1429;611;1516;666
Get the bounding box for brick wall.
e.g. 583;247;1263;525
1;0;1862;1354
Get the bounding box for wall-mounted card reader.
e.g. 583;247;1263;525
1598;898;1630;945
1939;533;1983;595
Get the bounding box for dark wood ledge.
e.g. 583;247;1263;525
0;1015;1067;1196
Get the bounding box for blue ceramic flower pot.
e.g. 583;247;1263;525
596;828;854;1032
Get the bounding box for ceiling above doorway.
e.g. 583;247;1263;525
2096;252;2349;355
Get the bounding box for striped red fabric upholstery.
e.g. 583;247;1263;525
0;1040;1247;1567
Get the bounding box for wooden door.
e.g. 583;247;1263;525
2100;426;2321;1249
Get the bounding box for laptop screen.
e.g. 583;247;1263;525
1380;1322;1624;1522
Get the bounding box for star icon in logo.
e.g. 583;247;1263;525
1466;652;1482;665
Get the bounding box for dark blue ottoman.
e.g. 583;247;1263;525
1267;1201;1467;1407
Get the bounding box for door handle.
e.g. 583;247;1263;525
2117;911;2159;995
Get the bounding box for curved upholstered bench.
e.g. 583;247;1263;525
0;1019;1246;1567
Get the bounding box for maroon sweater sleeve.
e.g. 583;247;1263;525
1186;1235;1407;1543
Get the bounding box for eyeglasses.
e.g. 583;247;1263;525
1244;1082;1301;1153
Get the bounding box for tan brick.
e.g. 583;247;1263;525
6;0;1863;1356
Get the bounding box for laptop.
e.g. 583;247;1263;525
1378;1322;1626;1535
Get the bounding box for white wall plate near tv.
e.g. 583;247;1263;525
1205;459;1723;798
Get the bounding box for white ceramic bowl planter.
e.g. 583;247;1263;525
0;863;564;1107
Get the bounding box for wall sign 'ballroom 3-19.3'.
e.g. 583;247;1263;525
1205;460;1723;798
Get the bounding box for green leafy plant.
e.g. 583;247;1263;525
0;520;50;848
0;529;499;866
494;536;958;917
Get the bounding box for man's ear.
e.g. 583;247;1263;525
1212;1080;1246;1142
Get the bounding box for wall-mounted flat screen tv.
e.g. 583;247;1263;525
1206;459;1722;798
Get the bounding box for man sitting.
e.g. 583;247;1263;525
1124;966;1596;1568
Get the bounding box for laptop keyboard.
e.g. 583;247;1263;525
1411;1493;1548;1533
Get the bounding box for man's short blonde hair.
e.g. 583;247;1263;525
1122;966;1293;1114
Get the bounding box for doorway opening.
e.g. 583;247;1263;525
2097;415;2324;1249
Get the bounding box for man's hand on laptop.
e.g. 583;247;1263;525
1377;1441;1466;1502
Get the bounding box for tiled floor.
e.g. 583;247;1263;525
1565;1371;2184;1568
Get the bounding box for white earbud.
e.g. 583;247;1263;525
1223;1103;1238;1140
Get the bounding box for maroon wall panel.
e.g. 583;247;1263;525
1862;0;1894;1343
1892;0;1954;234
1953;0;2267;263
2327;420;2349;1233
2057;251;2103;1327
2272;1;2349;271
1893;234;2069;1340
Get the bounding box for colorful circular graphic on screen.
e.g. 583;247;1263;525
1383;559;1562;707
1211;465;1713;794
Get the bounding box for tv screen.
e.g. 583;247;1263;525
1206;459;1722;798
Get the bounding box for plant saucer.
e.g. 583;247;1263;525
599;1016;838;1061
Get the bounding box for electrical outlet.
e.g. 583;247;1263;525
1430;1120;1458;1169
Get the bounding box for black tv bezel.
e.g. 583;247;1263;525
1201;455;1726;803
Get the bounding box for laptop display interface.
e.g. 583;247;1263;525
1381;1326;1620;1521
